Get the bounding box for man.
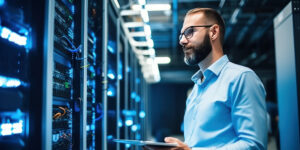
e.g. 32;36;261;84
145;8;267;150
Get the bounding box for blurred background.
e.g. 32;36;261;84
0;0;299;150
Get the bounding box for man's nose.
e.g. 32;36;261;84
179;35;188;46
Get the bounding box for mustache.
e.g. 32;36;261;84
183;46;192;51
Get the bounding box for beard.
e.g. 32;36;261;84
183;33;212;66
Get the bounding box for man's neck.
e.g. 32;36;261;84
198;50;224;72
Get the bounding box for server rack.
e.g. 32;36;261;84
44;0;85;150
0;0;46;149
106;3;119;149
86;0;103;150
0;0;152;150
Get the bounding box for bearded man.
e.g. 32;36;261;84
145;8;267;150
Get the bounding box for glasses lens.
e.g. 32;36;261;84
184;27;194;39
179;34;183;41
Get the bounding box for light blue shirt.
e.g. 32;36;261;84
184;55;267;150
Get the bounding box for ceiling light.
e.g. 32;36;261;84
113;0;120;8
145;4;171;11
155;57;171;64
230;8;240;24
141;9;149;22
132;4;171;11
144;24;151;36
148;48;155;56
131;5;142;10
138;0;146;5
147;39;154;47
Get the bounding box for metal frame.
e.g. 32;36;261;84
124;33;129;146
42;0;55;150
102;0;108;150
116;17;121;150
81;0;88;149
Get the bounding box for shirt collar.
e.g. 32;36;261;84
191;55;229;83
207;55;229;76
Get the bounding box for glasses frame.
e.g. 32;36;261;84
179;25;213;41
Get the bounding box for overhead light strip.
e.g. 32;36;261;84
132;4;171;11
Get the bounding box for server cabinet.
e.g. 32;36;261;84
86;0;103;150
106;3;119;150
118;33;128;150
118;36;148;150
0;0;46;149
43;0;86;149
273;1;300;150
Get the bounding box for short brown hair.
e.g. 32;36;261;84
186;8;225;45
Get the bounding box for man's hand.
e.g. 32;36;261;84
143;137;191;150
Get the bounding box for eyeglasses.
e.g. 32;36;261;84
179;25;213;41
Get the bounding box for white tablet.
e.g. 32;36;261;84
113;139;178;147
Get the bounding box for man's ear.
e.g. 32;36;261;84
210;25;219;41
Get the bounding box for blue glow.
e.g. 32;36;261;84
107;73;115;80
0;27;27;46
135;96;141;102
131;92;136;99
139;111;146;118
125;118;133;126
89;66;95;72
107;135;113;140
1;123;12;136
0;120;23;136
131;124;140;132
0;75;22;88
107;41;116;53
118;120;123;127
0;0;5;6
136;78;140;84
8;32;27;46
91;124;95;130
71;5;75;14
107;69;115;80
0;77;5;86
118;74;123;80
127;67;131;73
126;144;131;148
1;27;11;39
107;85;116;97
122;110;136;116
107;45;114;53
118;61;123;79
136;133;141;140
12;120;23;134
6;79;21;87
86;125;90;131
53;134;59;142
107;91;113;96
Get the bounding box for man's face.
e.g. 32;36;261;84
183;32;212;66
180;14;212;66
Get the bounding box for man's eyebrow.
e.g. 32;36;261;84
180;26;189;34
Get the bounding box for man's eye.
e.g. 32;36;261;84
185;28;193;35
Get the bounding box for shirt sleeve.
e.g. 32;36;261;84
192;71;268;150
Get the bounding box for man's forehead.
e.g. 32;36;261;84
181;13;205;32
